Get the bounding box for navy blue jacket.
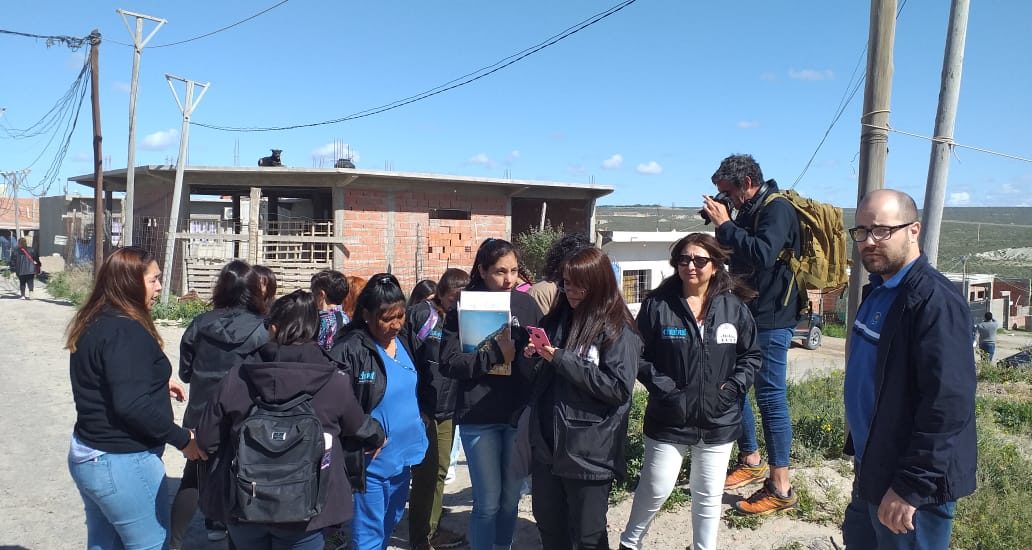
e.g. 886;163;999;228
844;254;977;507
401;300;459;420
715;180;801;329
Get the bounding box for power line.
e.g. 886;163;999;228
107;0;290;48
0;28;91;50
791;0;910;188
860;123;1032;164
194;0;639;132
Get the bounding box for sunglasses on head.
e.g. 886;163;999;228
674;255;714;268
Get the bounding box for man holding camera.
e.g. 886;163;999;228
701;154;801;515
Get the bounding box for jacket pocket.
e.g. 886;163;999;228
702;383;740;423
555;404;612;475
645;389;687;427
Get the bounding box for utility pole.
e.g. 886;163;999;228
847;0;897;352
921;0;970;267
89;30;105;275
160;74;209;305
118;9;166;247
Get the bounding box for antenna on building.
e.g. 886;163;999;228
233;139;240;166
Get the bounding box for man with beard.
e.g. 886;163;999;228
842;189;976;549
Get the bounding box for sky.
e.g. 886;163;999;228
2;0;1031;208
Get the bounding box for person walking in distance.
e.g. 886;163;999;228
841;189;976;549
701;154;800;514
974;311;999;361
11;237;41;299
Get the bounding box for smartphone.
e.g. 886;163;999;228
526;326;552;349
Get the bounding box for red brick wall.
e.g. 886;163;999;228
341;189;508;295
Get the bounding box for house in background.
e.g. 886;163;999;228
599;230;700;316
69;165;611;297
0;197;40;257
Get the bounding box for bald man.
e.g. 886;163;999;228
841;189;976;549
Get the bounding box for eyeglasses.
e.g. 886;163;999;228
847;222;915;243
674;255;714;268
557;279;587;297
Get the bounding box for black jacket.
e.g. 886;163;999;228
528;307;639;481
326;328;403;491
70;310;191;453
439;287;542;426
715;180;801;329
196;341;370;530
401;300;459;420
844;255;977;507
180;307;269;427
636;289;761;445
10;245;40;277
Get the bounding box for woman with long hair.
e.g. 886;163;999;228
405;268;470;550
67;247;205;549
195;290;370;549
329;274;428;550
169;260;271;548
407;279;437;308
10;237;41;299
342;275;367;319
619;233;761;550
439;238;542;550
523;246;639;549
251;264;278;313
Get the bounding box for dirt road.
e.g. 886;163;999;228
2;279;1028;549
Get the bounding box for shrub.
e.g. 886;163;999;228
152;299;212;325
822;322;847;339
46;267;94;306
787;371;847;462
514;223;565;281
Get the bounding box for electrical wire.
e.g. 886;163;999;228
151;0;290;48
0;28;90;50
193;0;639;132
791;0;909;188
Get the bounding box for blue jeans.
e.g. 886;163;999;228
352;468;412;550
738;327;793;467
979;342;995;361
68;448;170;550
460;423;524;550
842;483;955;549
227;524;323;550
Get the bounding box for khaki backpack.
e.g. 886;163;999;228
754;189;850;312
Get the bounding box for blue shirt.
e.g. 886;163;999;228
845;258;917;462
366;339;428;478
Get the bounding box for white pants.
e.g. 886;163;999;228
619;436;734;550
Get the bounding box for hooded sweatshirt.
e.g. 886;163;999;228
195;341;368;530
180;307;268;427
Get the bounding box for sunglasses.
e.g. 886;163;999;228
557;279;588;297
674;255;714;268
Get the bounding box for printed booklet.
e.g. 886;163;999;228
458;290;512;375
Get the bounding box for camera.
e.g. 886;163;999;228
699;192;734;225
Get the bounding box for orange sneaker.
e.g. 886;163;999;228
731;480;798;516
724;459;769;490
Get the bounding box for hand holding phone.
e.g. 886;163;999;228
526;326;552;350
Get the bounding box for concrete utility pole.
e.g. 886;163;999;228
89;30;105;275
847;0;897;351
160;74;209;305
118;9;166;247
921;0;970;267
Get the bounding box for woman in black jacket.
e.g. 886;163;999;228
523;246;639;550
439;238;541;550
10;237;40;299
619;233;761;550
328;274;428;550
195;290;370;550
67;247;205;550
170;260;270;548
404;268;470;550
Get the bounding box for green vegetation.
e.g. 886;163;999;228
822;321;847;339
984;398;1032;436
45;267;211;324
514;223;565;281
151;299;212;325
977;355;1032;384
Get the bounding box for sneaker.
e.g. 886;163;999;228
724;459;769;490
731;480;798;516
206;529;227;542
430;527;467;549
324;530;350;550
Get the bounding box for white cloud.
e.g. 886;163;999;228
312;142;360;163
1000;183;1020;195
737;120;760;129
140;128;178;151
468;153;494;168
636;161;663;175
948;192;971;205
509;150;520;160
602;154;623;170
789;68;835;81
113;81;131;94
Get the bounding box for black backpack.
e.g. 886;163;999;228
231;391;329;523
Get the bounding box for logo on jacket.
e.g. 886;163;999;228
661;326;688;339
715;323;738;344
358;371;376;383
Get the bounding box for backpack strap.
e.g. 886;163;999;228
254;392;314;412
415;305;440;343
751;191;805;311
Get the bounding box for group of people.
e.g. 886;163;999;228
65;154;976;550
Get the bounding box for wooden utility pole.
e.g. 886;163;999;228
89;30;105;274
921;0;970;267
847;0;897;347
117;10;166;247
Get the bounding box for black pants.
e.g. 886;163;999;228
18;274;33;296
531;460;613;550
